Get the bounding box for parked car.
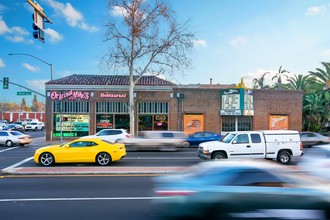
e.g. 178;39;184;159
299;144;330;181
80;129;130;143
2;124;25;132
0;131;32;147
182;131;222;148
198;130;303;164
24;122;44;131
34;138;126;166
153;160;330;219
300;131;330;147
124;131;187;151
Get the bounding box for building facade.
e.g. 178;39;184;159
44;75;302;141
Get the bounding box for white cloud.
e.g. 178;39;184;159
27;80;47;91
306;5;326;16
0;16;31;43
22;63;40;72
44;28;63;42
321;48;330;56
0;58;5;68
46;0;99;33
230;36;247;46
0;16;10;35
110;5;128;17
193;39;207;48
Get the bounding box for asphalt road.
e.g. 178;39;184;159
0;130;201;170
0;175;158;220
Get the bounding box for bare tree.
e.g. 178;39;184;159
103;0;195;136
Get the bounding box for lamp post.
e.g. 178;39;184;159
8;53;53;80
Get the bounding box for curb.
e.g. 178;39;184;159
1;166;188;175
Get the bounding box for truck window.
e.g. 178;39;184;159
222;133;236;143
251;134;262;143
233;134;249;144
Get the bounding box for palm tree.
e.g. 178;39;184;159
252;72;270;89
286;74;310;93
272;66;290;89
308;62;330;87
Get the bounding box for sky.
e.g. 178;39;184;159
1;0;330;105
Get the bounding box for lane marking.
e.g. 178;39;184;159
0;196;166;202
0;147;19;153
2;157;33;171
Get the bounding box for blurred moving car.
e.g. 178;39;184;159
125;131;187;151
300;132;330;147
0;131;32;147
182;131;222;148
34;138;126;166
299;144;330;181
80;129;130;143
3;124;25;132
24;122;44;131
153;160;330;219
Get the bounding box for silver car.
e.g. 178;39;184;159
300;132;330;147
0;131;32;147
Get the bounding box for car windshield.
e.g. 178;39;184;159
221;133;236;143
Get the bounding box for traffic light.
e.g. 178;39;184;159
32;12;45;43
3;77;9;89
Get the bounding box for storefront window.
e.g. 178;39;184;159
139;115;153;131
115;115;130;130
153;114;168;130
222;116;252;133
96;114;114;132
53;114;89;137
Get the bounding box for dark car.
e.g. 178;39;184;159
182;131;222;148
300;131;330;147
153;160;330;219
3;124;25;132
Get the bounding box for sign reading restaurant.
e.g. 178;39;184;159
100;93;127;98
220;88;254;116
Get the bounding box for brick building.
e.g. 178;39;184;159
44;74;302;141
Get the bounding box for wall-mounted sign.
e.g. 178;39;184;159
50;90;90;101
220;88;254;116
269;115;289;130
100;93;127;98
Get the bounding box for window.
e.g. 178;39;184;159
138;102;168;114
96;102;129;114
233;134;249;144
251;134;262;143
229;169;286;187
53;101;89;113
70;141;97;147
222;116;252;132
0;132;9;137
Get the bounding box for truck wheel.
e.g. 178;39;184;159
277;151;291;165
212;152;226;160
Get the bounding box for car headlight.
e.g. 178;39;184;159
202;147;209;154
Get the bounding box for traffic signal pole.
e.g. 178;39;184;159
0;79;45;97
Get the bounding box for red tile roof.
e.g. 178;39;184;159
46;74;176;86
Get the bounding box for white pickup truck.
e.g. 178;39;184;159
198;130;303;164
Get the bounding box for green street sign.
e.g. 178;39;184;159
17;91;32;95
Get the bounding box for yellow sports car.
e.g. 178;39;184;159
34;138;126;166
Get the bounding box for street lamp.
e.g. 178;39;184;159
8;53;53;80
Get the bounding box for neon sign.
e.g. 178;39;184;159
50;90;90;101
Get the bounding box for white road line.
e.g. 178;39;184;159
0;147;19;153
0;196;166;202
2;157;33;171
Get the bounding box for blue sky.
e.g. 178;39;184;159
1;0;330;105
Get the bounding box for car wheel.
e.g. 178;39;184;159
39;152;55;166
212;152;226;160
96;152;111;166
277;151;291;165
5;140;13;147
182;141;190;148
